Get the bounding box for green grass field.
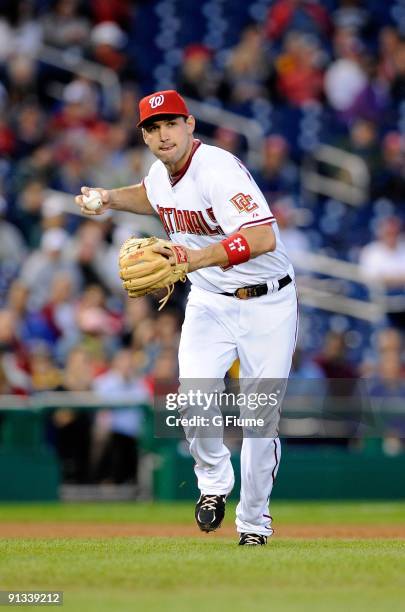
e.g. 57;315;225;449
1;501;404;612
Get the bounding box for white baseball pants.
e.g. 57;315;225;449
178;281;298;536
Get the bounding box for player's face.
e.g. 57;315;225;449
142;116;195;172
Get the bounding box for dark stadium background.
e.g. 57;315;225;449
0;0;404;500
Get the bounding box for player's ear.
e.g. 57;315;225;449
186;115;195;134
141;128;148;144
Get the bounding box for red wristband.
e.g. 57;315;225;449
221;233;251;266
171;244;188;264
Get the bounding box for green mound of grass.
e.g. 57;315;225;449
1;538;404;612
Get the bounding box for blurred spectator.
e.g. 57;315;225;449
213;127;241;156
332;0;370;34
55;150;90;195
362;327;404;377
313;330;359;443
368;333;405;454
378;26;401;85
20;227;80;309
147;347;179;406
324;28;367;116
11;103;46;159
359;216;405;329
0;308;30;394
68;220;112;293
41;192;66;231
50;79;102;141
7;279;57;349
315;331;358;378
255;135;298;202
372;132;405;204
78;133;112;188
337;118;381;175
264;0;331;44
290;347;325;379
29;342;62;392
155;310;181;350
0;196;27;275
92;348;150;484
120;296;153;346
377;327;403;357
0;15;15;62
41;273;78;361
275;32;324;107
41;0;90;51
83;122;136;189
272;197;310;259
112;146;152;188
6;279;29;320
3;0;43;57
349;118;379;163
131;317;159;372
390;39;405;107
117;85;143;146
14;179;47;248
49;346;94;483
4;54;39;107
74;284;121;374
178;44;217;101
13;146;57;195
101;224;136;294
75;284;122;341
88;21;136;82
217;25;272;109
342;54;390;124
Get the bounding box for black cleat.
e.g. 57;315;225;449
195;494;226;532
238;533;267;546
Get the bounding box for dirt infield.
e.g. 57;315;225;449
1;522;404;539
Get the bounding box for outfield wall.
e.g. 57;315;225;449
1;407;404;501
153;442;405;501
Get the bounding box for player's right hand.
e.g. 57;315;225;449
75;186;111;216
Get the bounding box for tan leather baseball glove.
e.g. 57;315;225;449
119;236;189;310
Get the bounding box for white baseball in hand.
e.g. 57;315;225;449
82;189;103;211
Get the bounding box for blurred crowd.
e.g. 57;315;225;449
0;0;404;478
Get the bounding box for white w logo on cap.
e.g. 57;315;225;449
149;95;165;109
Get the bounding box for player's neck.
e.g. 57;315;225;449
165;137;196;176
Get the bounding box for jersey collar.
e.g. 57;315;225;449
169;139;201;187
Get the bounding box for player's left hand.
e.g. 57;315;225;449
119;236;189;310
152;243;200;272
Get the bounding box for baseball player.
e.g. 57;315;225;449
75;90;298;545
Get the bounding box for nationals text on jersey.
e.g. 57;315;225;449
156;205;224;236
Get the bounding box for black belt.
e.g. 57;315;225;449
221;274;292;299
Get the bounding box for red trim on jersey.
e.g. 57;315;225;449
169;139;201;187
238;216;275;230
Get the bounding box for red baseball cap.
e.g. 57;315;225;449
137;90;189;127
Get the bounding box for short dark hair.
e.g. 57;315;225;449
141;114;187;129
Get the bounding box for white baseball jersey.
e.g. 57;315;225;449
143;140;293;293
